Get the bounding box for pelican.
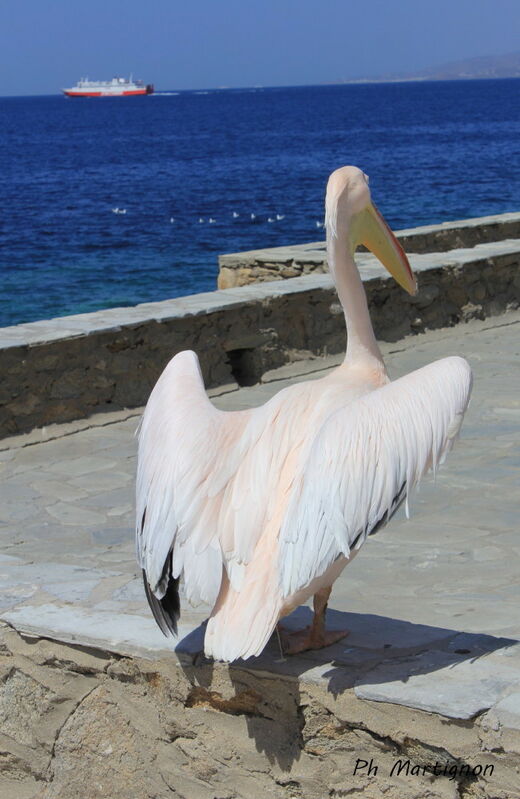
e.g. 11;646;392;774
136;166;472;661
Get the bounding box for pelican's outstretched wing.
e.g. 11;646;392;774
136;349;310;636
136;351;223;633
279;356;472;598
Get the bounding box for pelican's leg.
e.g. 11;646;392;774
278;587;350;655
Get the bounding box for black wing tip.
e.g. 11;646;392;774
142;569;180;638
351;480;408;549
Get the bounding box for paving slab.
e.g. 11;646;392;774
1;310;519;726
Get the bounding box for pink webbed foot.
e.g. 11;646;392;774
277;623;350;656
277;586;349;656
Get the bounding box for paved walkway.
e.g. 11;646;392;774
1;310;520;722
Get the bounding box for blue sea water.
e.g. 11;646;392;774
1;79;519;327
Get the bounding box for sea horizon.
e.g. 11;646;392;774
2;74;520;99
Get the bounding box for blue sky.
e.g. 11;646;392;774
1;0;519;95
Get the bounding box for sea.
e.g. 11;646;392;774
1;79;519;328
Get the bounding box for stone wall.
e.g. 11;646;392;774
218;212;520;288
1;237;519;438
1;622;518;799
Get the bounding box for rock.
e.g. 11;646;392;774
0;669;55;748
0;622;517;798
42;684;162;799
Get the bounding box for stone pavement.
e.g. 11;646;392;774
1;310;520;799
1;308;520;705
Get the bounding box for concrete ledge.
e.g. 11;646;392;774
218;212;520;288
1;237;519;437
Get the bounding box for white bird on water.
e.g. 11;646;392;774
276;214;285;221
233;212;240;218
137;166;472;662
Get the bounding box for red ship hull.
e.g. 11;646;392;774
63;89;150;97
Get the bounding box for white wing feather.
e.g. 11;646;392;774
279;356;472;598
136;350;228;606
136;349;312;610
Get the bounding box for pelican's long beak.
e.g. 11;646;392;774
352;203;417;295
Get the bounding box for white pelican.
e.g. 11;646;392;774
136;166;472;661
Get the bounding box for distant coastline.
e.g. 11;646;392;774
327;74;520;86
333;49;520;85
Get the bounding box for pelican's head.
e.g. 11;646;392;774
325;166;417;295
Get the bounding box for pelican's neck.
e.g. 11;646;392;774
327;233;384;368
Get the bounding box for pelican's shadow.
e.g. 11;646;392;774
176;606;518;771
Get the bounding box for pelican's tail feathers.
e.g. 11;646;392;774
204;573;281;662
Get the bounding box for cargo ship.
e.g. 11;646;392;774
62;76;154;98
